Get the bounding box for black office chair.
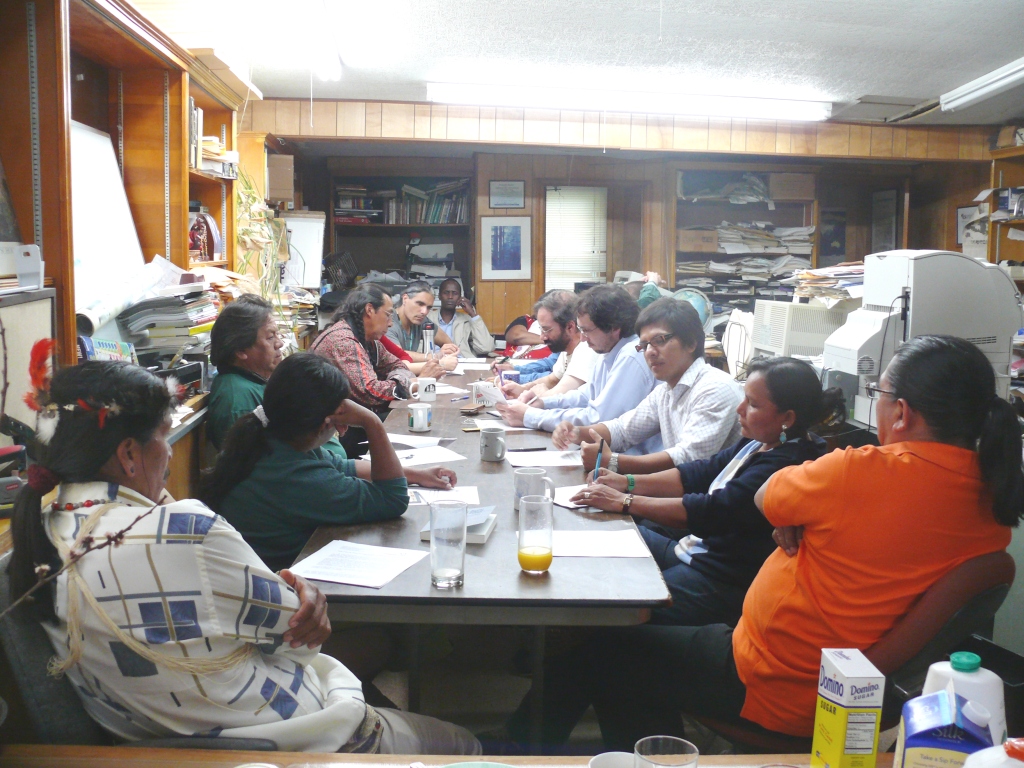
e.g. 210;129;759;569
0;551;276;750
691;550;1016;753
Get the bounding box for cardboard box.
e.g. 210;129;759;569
267;154;294;202
677;229;719;253
893;687;992;768
770;173;816;201
812;649;885;768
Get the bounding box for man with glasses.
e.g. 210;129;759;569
497;285;657;443
554;298;741;474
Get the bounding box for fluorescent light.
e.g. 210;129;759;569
426;83;832;122
941;54;1024;112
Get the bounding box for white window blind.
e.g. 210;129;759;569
545;186;607;292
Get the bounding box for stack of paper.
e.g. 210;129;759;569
781;263;865;304
116;288;219;357
686;173;771;205
407;486;480;505
715;221;815;257
393;445;467;467
291;541;427;588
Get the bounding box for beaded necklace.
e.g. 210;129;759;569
51;498;111;512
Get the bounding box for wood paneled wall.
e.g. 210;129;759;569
474;153;672;332
243;99;992;162
910;162;991;253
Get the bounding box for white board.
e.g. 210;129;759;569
69;121;150;334
281;212;325;289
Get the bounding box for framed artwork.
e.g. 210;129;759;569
489;180;526;209
481;216;531;280
818;209;847;268
871;189;898;253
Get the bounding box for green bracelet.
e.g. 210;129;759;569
626;474;635;492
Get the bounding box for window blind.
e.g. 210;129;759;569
545;186;608;292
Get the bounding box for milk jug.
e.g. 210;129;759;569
923;652;1007;745
963;739;1024;768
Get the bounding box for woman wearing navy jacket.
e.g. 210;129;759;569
572;356;845;627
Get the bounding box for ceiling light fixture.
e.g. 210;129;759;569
940;54;1024;112
426;83;832;122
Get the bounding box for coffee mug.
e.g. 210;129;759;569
513;467;555;511
480;426;506;461
408;402;432;432
470;381;489;407
500;370;521;385
411;377;437;402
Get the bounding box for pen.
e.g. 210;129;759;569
451;395;469;402
593;438;605;483
522;391;538;405
508;447;548;452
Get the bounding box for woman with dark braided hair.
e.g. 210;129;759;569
8;354;479;754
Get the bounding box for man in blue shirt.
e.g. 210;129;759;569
497;285;659;454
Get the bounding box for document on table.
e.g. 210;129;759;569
421;505;493;529
291;540;427;588
394;445;467;467
474;418;531;432
507;450;583;468
408;485;480;505
552;529;650;558
460;363;493;371
460;357;489;363
434;384;468;395
388;433;440;448
554;484;592;509
448;365;466;376
474;383;507;405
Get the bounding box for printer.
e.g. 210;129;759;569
822;250;1022;426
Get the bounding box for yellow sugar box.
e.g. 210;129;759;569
811;649;885;768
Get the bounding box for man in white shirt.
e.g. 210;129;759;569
554;297;742;473
428;278;495;357
497;290;598;400
498;285;658;453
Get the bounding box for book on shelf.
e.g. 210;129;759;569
401;184;428;199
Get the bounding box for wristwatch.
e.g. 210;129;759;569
608;452;619;473
621;493;634;515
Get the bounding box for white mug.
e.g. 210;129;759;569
513;467;555;511
411;377;437;402
480;426;506;461
470;381;489;407
408;402;432;432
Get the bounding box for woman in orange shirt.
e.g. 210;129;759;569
504;335;1022;751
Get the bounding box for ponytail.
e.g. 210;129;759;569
199;414;270;511
978;396;1024;527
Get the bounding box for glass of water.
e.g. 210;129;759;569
430;500;467;589
634;736;698;768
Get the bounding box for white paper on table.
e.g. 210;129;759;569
448;365;466;376
434;384;468;395
408;486;481;506
421;505;493;529
474;383;507;405
460;357;489;363
552;529;650;558
474;418;531;432
291;540;427;588
394;445;467;467
388;433;441;448
507;450;583;468
554;484;592;509
460;363;493;371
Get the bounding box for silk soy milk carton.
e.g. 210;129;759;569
811;649;885;768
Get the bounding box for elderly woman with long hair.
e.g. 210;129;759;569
8;357;479;754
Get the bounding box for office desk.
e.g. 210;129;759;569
295;372;671;741
0;747;843;768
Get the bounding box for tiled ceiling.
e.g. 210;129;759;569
130;0;1024;125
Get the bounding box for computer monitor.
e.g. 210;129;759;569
752;300;849;359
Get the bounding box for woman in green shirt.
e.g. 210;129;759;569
201;352;455;571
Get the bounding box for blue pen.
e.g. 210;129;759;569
593;438;605;483
451;395;470;402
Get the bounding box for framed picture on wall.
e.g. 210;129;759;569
489;180;526;209
481;216;531;281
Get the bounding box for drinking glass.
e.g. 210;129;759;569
634;736;699;768
430;500;467;589
517;494;553;574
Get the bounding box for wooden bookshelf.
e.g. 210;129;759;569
988;147;1024;264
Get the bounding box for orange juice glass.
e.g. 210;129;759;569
518;495;553;573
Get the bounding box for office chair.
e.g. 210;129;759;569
690;550;1016;753
0;551;276;750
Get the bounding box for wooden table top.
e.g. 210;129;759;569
295;373;670;626
0;746;851;768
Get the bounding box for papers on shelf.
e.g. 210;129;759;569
474;418;531;432
434;384;468;395
507;450;583;468
408;486;480;506
388;433;441;449
552;529;650;558
554;484;592;509
394;445;467;467
290;540;427;588
170;403;194;429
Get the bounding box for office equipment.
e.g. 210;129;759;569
822;250;1023;425
752;299;850;358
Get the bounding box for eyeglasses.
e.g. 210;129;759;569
636;333;676;353
864;383;896;399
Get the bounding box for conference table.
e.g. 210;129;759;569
294;369;671;746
